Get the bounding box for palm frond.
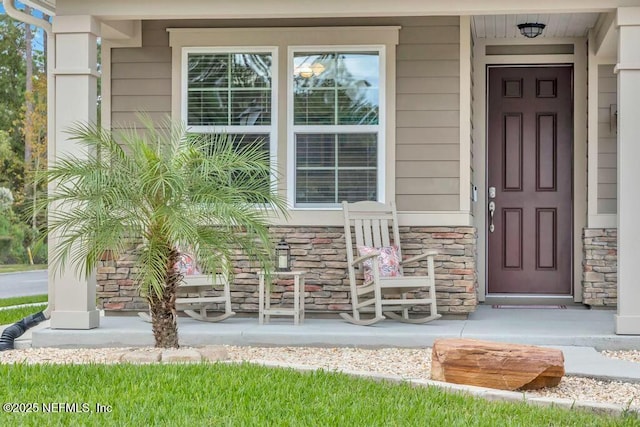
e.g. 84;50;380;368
44;114;288;305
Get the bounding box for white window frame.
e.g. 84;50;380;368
287;45;386;209
181;46;278;163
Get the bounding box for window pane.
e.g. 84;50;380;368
295;133;377;205
293;51;379;126
296;134;335;168
341;53;379;88
294;89;335;125
187;52;272;126
293;53;336;90
338;170;377;202
337;88;379;125
187;91;228;126
338;134;377;167
188;54;228;89
230;90;271;125
230;54;272;88
296;170;335;204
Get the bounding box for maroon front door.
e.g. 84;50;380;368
487;66;573;295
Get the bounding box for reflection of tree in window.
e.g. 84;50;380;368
188;53;272;126
293;52;379;126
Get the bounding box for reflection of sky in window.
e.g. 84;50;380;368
293;52;379;106
342;54;379;88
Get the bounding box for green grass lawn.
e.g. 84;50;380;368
0;264;47;273
0;294;48;309
0;304;47;325
0;363;635;426
0;295;48;325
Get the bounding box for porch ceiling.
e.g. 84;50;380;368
472;13;601;38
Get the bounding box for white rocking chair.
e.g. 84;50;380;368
138;250;236;323
341;200;441;326
138;273;236;323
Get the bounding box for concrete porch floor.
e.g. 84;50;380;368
29;304;638;351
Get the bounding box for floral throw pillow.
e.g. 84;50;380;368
174;252;201;276
357;245;401;284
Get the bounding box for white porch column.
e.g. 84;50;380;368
615;8;640;334
49;15;101;329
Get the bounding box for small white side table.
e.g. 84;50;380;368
258;270;306;325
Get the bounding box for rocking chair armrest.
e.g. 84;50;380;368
400;249;438;266
351;252;379;267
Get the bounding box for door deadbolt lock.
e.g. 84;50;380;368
488;186;496;199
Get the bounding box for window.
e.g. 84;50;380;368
291;49;383;207
183;48;276;200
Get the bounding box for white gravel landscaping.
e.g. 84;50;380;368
0;346;639;409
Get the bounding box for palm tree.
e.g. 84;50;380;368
42;115;287;348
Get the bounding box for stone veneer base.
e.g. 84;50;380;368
97;226;478;316
582;228;617;307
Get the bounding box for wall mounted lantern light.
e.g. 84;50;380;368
517;23;546;38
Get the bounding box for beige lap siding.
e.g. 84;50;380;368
597;65;617;215
582;228;617;307
111;17;462;213
395;18;461;212
97;226;478;316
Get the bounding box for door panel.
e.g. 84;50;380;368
487;66;572;295
502;208;522;269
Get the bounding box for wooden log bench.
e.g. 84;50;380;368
138;274;236;323
430;338;565;390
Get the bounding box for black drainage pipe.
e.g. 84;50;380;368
0;311;48;351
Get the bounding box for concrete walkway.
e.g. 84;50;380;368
3;304;632;382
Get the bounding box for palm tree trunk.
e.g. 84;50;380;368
149;248;181;348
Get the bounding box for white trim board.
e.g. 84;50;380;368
459;16;472;214
267;210;473;227
587;32;617;227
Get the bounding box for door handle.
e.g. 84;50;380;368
488;201;496;233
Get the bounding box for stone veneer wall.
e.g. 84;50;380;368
582;228;617;307
97;226;478;316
